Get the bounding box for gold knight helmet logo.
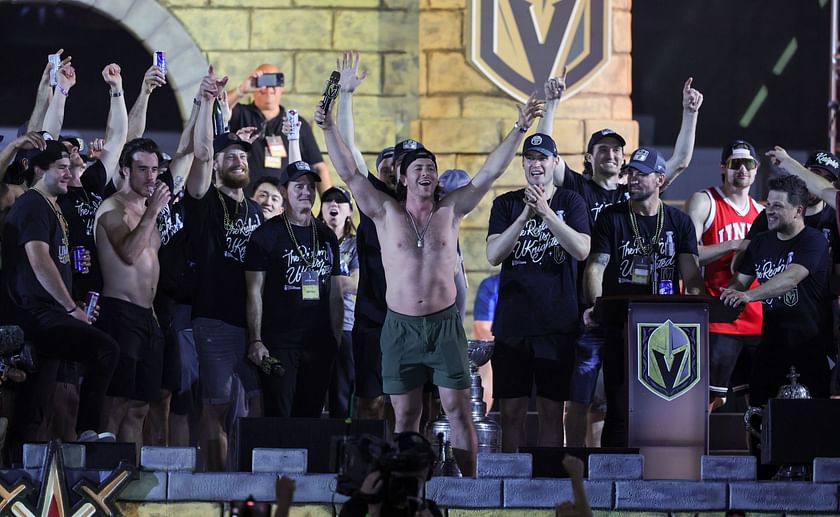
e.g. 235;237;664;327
637;320;701;401
468;0;611;102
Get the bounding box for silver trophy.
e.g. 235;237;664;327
425;339;502;456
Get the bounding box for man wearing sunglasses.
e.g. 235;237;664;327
685;140;764;411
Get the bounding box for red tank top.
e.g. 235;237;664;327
701;187;763;335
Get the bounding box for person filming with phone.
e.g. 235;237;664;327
227;64;331;193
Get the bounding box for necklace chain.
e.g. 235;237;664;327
405;203;435;248
283;213;319;268
628;199;664;256
32;188;70;244
218;189;248;233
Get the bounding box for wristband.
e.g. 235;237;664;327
110;90;123;98
513;121;528;133
250;339;263;345
64;304;76;314
57;85;69;97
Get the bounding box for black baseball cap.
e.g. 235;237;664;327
393;139;424;165
376;147;395;169
399;149;438;179
522;133;557;157
213;133;252;155
720;140;758;164
622;147;667;175
805;150;840;180
280;160;320;185
59;135;88;159
587;128;626;154
29;140;70;170
321;186;353;208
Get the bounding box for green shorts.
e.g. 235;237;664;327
380;304;470;394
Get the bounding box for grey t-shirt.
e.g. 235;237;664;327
339;236;359;331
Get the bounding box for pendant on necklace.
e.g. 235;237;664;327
417;238;423;248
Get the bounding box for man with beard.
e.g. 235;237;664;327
185;75;264;469
1;141;119;441
583;147;703;446
227;63;330;193
685;141;764;410
94;138;171;445
245;161;342;417
550;78;704;446
318;93;543;476
721;174;832;405
486;133;590;451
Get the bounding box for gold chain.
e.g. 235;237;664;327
32;187;70;244
628;199;663;256
218;189;249;233
283;213;319;269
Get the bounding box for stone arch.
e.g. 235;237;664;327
8;0;208;122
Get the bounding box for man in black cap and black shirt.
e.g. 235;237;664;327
1;141;119;441
583;147;703;447
245;160;342;417
722;174;832;404
486;132;590;452
185;89;263;469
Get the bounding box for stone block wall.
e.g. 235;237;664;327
155;0;636;330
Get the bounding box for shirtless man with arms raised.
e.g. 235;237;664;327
95;138;171;445
315;96;543;475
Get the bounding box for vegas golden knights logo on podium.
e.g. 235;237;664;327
637;320;701;401
468;0;611;102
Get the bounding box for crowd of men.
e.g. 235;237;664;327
0;49;839;475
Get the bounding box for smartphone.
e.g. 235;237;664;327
48;54;60;86
254;73;284;88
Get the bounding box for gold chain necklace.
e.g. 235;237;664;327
218;189;248;233
405;203;435;248
628;199;664;256
32;187;70;244
283;213;319;268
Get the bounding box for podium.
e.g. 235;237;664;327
594;295;739;480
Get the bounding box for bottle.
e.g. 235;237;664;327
212;98;227;136
431;433;462;477
664;231;675;257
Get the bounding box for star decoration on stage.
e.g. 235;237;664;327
0;440;134;516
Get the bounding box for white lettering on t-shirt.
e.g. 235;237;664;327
281;246;334;289
512;217;566;264
754;251;796;307
224;216;261;262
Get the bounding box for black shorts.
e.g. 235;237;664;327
95;297;165;402
352;315;384;399
708;333;760;397
491;333;576;402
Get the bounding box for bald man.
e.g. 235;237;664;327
227;64;331;193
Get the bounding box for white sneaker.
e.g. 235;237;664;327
78;430;116;442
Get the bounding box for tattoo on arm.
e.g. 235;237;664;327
592;253;609;265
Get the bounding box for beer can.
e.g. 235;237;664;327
48;54;61;86
153;51;166;75
287;109;299;140
71;246;88;273
84;291;99;321
657;280;674;295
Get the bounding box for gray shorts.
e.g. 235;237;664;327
192;317;259;404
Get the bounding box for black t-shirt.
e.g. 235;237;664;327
58;160;107;298
156;175;190;301
488;188;590;338
229;103;324;193
591;202;698;297
245;215;340;347
738;226;831;344
2;190;73;315
354;173;395;326
184;185;263;326
748;205;840;263
562;167;629;224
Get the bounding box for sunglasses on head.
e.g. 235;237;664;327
727;158;757;170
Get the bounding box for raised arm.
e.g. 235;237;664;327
314;100;391;220
99;64;129;182
684;191;746;265
663;78;703;189
126;65;166;141
167;87;202;197
282;116;302;163
336;50;370;175
767;146;837;208
226;69;261;115
448;95;544;216
187;68;226;199
28;50;67;133
42;61;76;138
